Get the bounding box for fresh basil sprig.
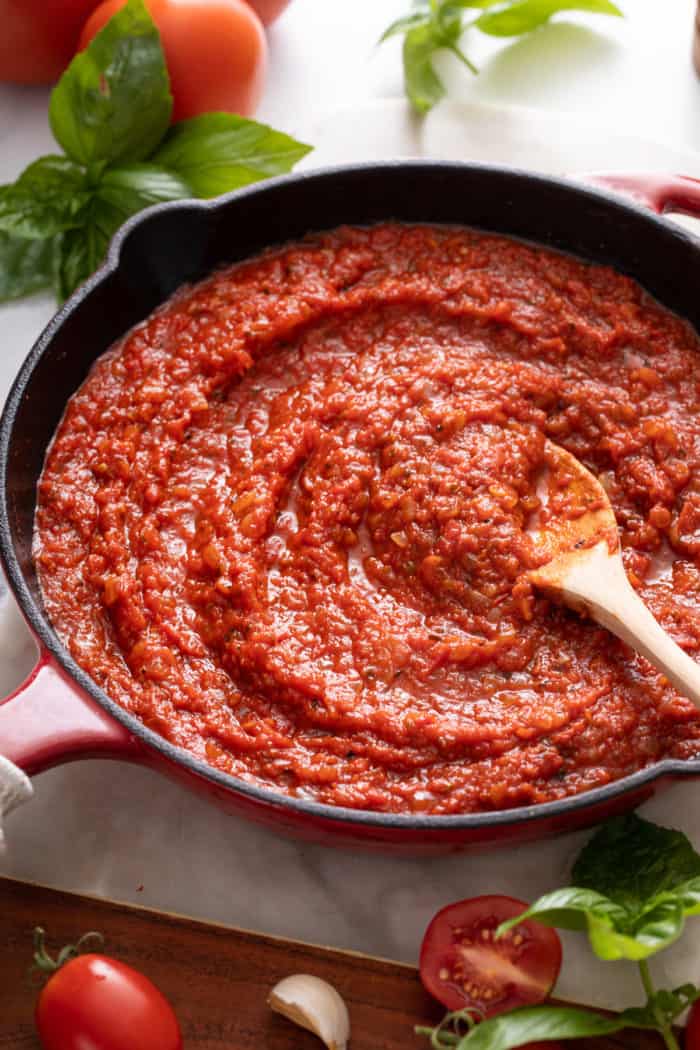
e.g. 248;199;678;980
418;814;700;1050
418;1003;654;1050
418;990;699;1050
495;814;700;1050
382;0;623;114
0;0;312;305
418;996;699;1050
500;814;700;960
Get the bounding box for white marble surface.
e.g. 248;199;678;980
3;0;700;1013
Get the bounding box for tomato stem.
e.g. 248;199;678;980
31;927;105;978
416;1008;477;1048
638;959;681;1050
32;928;59;974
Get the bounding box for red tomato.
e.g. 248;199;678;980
79;0;267;121
244;0;291;24
686;998;700;1048
419;895;562;1018
36;953;182;1050
0;1;100;83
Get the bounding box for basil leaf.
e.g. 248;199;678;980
573;814;700;910
475;0;622;37
97;164;192;219
495;886;651;961
0;232;56;302
388;3;479;115
500;815;700;960
452;1004;650;1049
56;160;190;300
507;891;690;962
49;0;172;168
56;163;193;302
56;225;108;303
54;195;123;302
498;886;627;933
151;114;312;199
402;24;448;115
587;902;686;961
0;157;89;238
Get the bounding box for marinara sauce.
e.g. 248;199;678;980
34;225;700;814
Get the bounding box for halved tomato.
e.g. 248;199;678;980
419;895;562;1019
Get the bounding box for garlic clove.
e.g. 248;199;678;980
268;973;351;1050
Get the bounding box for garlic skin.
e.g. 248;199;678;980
268;974;351;1050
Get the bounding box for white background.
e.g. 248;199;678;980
2;0;700;1014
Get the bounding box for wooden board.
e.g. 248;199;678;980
0;876;667;1049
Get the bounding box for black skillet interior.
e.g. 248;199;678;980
3;161;699;653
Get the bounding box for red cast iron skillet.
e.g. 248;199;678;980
1;163;700;854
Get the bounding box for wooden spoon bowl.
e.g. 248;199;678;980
528;441;700;709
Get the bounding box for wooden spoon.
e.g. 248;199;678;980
527;440;700;708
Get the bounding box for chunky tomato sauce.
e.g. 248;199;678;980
34;224;700;814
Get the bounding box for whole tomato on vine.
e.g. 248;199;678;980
32;928;182;1050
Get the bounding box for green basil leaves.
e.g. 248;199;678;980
499;814;700;960
1;0;312;305
419;814;700;1050
381;0;623;114
151;113;312;198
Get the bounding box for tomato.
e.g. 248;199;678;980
686;998;700;1048
419;895;562;1019
244;0;292;24
0;1;100;83
36;953;182;1050
79;0;267;121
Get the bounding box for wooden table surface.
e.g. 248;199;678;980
0;876;669;1049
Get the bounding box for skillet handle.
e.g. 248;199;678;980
585;173;700;218
0;651;142;842
0;651;140;776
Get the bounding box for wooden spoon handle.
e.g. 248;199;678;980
557;544;700;710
